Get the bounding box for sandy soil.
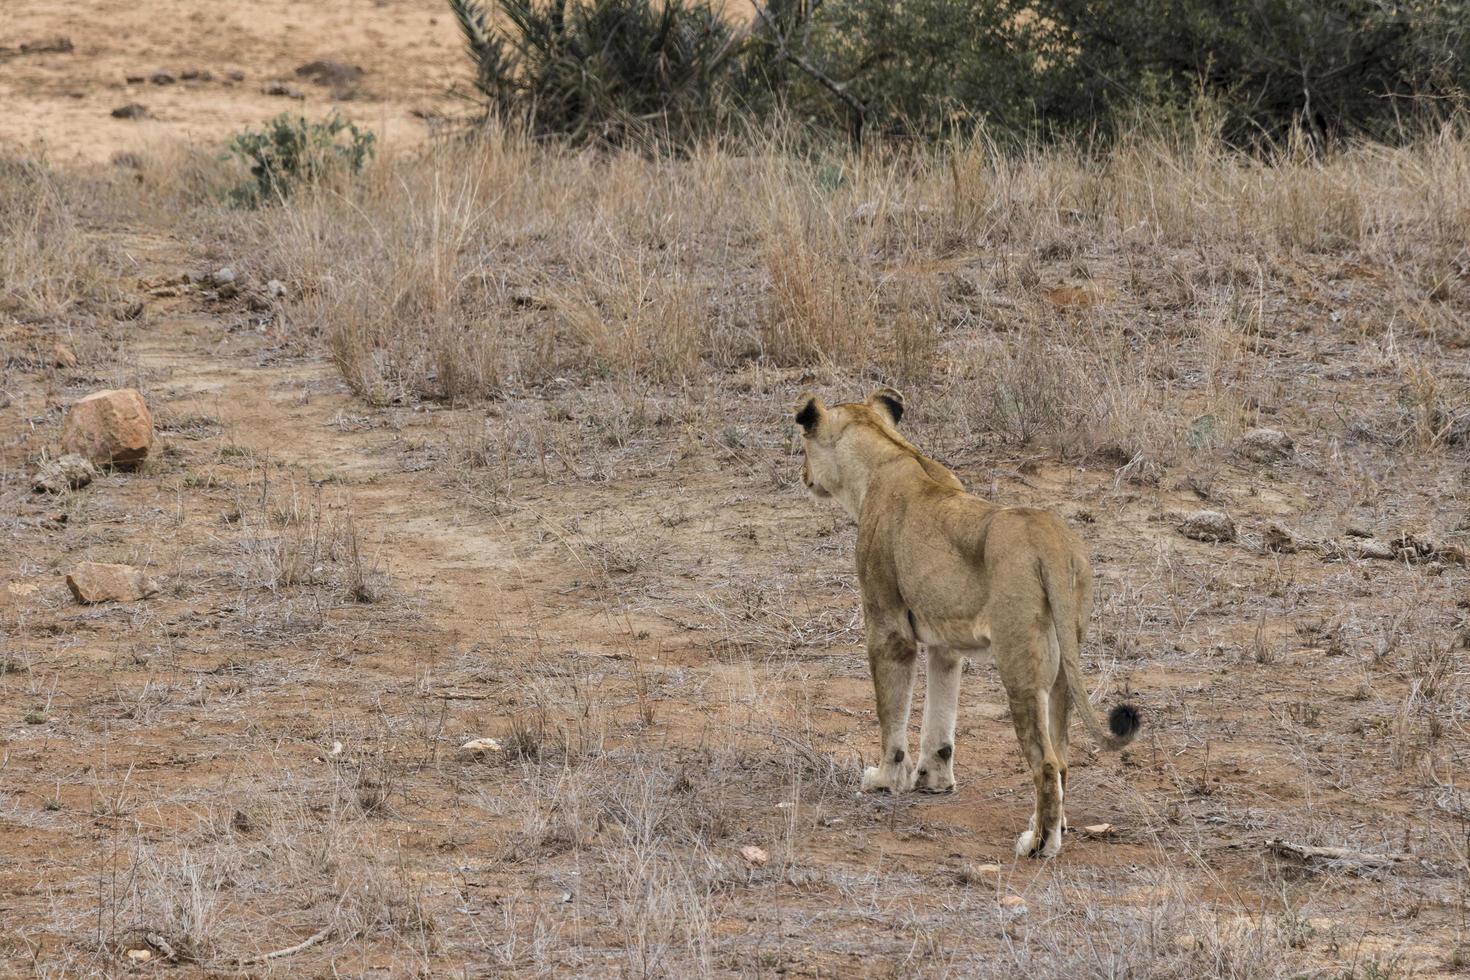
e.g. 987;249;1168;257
3;2;1470;976
2;0;461;164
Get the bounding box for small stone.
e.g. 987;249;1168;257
66;562;159;604
1082;823;1114;835
149;69;176;85
1180;510;1236;543
739;845;769;866
180;68;212;81
212;267;236;286
33;454;97;493
294;60;365;88
1262;523;1297;554
1355;539;1396;560
1237;427;1295;463
60;388;154;468
266;279;287;299
53;343;78;368
329;740;344;756
1000;895;1027;915
261;80;304;99
126;949;152;962
224;69;246;82
110;103;150;120
460;737;502;752
125;73;146;84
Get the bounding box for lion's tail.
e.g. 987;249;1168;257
1039;556;1140;752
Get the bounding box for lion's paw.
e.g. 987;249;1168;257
914;763;955;794
861;762;915;794
1015;825;1063;858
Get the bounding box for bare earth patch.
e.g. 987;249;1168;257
2;9;1469;975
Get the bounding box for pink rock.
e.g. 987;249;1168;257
65;562;158;603
59;388;154;468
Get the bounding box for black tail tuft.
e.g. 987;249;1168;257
1109;703;1141;742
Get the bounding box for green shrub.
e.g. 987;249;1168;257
804;0;1470;143
449;0;745;148
226;113;375;206
447;0;1470;147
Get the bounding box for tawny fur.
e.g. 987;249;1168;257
796;387;1139;858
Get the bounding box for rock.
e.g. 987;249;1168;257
295;60;365;88
66;562;158;603
1237;427;1294;463
1180;510;1236;543
124;73;146;84
53;343;78;368
1354;538;1396;560
460;737;502;753
1082;823;1114;835
110;103;150;120
149;69;176;85
60;388;154;468
999;895;1028;916
126;949;151;963
261;80;304;99
739;845;769;866
33;454;97;493
266;279;287;299
224;69;246;83
212;268;239;300
1262;523;1297;554
180;68;212;81
1044;285;1105;308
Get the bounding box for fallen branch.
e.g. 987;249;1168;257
1267;838;1409;873
236;925;334;965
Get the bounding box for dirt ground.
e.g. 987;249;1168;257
4;2;1470;978
1;0;460;165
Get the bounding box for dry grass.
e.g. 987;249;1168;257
206;119;1470;467
3;117;1470;977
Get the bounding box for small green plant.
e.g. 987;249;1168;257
225;113;375;206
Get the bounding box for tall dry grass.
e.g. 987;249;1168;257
203;118;1470;465
0;160;118;323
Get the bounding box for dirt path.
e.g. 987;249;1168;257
5;217;1467;973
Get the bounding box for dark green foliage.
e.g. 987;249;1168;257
447;0;1470;147
802;0;1039;138
1032;0;1470;143
226;113;376;207
449;0;745;147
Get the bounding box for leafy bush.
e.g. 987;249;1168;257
806;0;1470;143
449;0;746;147
226;113;375;206
1032;0;1470;143
447;0;1470;147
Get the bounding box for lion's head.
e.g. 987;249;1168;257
794;387;906;506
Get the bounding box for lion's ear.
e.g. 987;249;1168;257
868;387;905;425
794;393;825;436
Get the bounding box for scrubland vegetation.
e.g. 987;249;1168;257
2;0;1469;974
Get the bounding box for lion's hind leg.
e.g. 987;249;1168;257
996;631;1066;858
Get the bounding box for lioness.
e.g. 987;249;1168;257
795;387;1139;858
